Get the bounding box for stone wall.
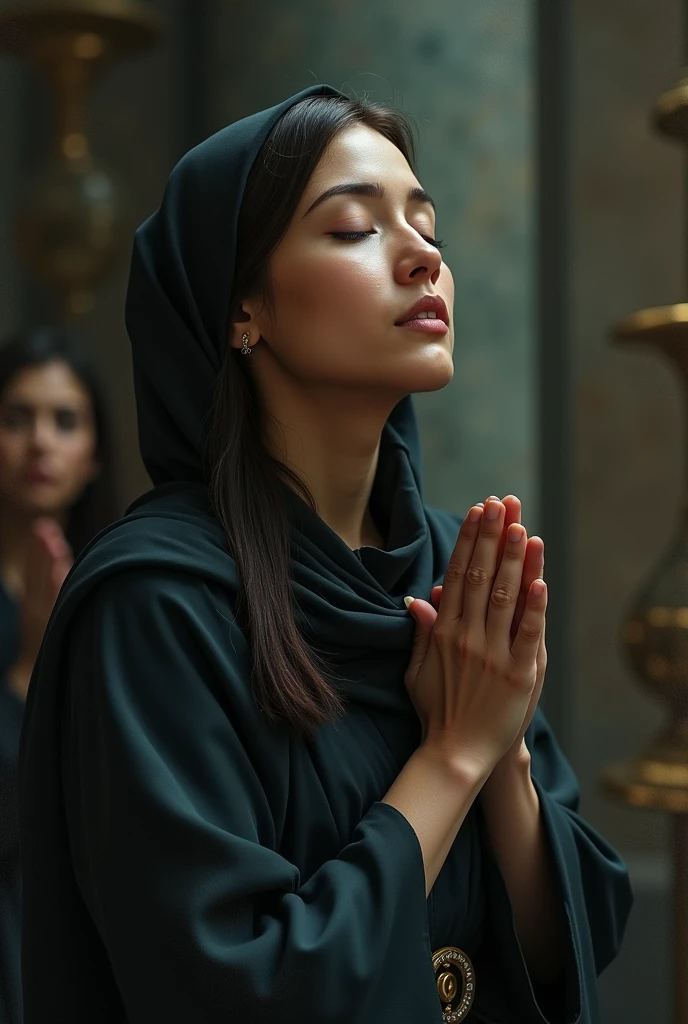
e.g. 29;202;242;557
208;0;536;522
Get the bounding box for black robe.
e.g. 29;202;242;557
18;84;632;1024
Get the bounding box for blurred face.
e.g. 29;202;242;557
238;123;455;396
0;360;99;519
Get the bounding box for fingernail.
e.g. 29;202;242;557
532;580;546;597
485;501;501;520
468;506;482;522
404;596;415;608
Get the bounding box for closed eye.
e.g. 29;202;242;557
329;231;375;241
330;231;445;249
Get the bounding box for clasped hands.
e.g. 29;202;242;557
410;494;546;766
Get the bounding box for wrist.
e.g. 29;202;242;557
417;740;493;790
497;740;532;771
481;746;533;804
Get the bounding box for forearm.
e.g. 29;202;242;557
384;745;489;896
479;751;565;986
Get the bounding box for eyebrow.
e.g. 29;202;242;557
303;181;436;216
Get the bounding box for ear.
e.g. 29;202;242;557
228;300;266;353
229;305;251;352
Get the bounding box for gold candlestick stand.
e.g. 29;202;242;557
601;69;688;1024
0;0;161;319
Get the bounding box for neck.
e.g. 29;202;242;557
259;375;400;550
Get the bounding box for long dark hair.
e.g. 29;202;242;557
207;95;417;735
0;326;121;556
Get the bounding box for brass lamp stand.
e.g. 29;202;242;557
0;0;161;319
601;69;688;1024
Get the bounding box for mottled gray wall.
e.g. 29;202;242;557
208;0;536;525
571;3;680;1016
571;0;682;859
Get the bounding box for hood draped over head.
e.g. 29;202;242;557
125;82;422;489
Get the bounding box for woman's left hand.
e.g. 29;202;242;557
419;496;547;764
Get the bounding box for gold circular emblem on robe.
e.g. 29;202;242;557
431;946;476;1022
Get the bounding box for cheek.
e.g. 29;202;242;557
0;434;28;474
439;262;454;302
63;435;96;475
272;249;380;326
54;434;97;494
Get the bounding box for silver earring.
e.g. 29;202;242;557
240;332;251;355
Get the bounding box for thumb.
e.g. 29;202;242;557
403;596;438;686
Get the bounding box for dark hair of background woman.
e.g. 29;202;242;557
0;326;121;556
207;95;417;736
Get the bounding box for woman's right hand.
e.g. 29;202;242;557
20;517;73;660
403;499;547;776
7;517;73;701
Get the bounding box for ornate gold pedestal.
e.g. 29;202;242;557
0;0;161;319
600;72;688;1024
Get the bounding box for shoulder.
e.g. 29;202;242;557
54;484;239;629
66;566;255;723
78;565;241;644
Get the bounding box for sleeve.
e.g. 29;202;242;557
61;570;442;1024
473;707;634;1024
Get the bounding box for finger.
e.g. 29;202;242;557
511;536;544;640
27;523;66;606
510;579;547;667
32;516;61;545
485;522;527;650
403;597;438;689
496;495;522;566
522;626;547;733
27;528;52;589
501;495;521;521
35;520;70;562
436;506;484;622
432;504;523;615
459;499;506;631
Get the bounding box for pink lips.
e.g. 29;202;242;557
24;469;55;485
397;317;448;334
394;294;450;333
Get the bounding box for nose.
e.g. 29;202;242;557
394;235;443;287
29;415;56;452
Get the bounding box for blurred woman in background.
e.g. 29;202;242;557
0;326;120;1024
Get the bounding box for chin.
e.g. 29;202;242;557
16;491;63;519
400;351;454;394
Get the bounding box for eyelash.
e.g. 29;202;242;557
330;231;446;250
